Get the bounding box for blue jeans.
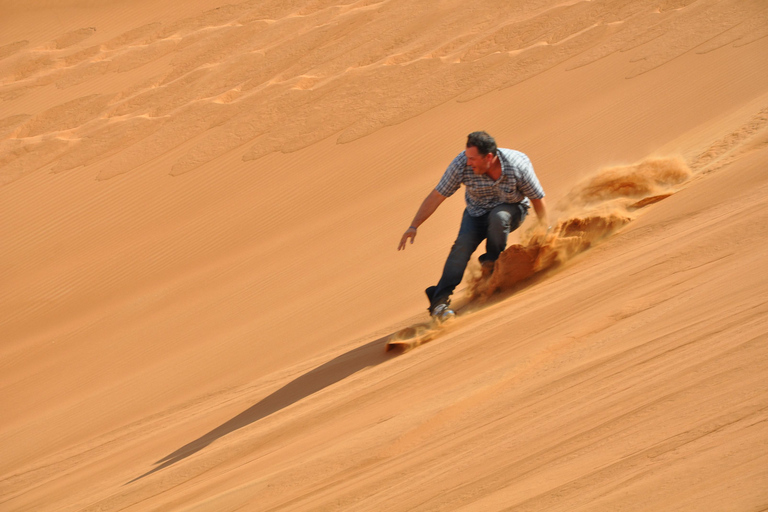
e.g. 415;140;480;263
428;203;528;308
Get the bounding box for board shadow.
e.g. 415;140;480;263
129;333;396;483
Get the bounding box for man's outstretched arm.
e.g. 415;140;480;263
398;189;447;250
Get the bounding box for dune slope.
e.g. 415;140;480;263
1;0;767;510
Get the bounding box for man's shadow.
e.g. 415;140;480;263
129;334;397;483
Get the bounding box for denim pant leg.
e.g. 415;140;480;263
482;203;528;262
430;210;487;305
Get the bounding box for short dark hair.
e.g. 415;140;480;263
466;131;497;156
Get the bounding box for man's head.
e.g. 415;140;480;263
465;131;497;175
466;131;497;156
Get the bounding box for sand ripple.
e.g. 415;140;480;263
1;0;766;184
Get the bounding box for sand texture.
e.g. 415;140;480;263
1;0;767;510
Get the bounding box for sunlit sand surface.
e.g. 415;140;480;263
2;0;767;510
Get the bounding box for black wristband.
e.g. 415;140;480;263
409;225;417;230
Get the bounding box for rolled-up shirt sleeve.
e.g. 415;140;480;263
435;153;465;197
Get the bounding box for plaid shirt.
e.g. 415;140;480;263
435;148;545;216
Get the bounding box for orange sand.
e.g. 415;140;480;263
1;0;767;510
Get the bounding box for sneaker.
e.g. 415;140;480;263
431;302;456;322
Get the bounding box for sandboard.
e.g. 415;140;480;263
385;316;454;352
385;324;438;352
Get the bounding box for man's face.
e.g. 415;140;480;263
465;146;493;175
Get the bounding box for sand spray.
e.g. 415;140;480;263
467;157;692;301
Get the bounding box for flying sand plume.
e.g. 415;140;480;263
468;157;692;300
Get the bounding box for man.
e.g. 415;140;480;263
398;131;549;321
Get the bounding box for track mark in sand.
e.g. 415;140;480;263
62;45;101;67
566;1;767;77
51;27;97;50
0;114;29;139
54;117;168;174
624;2;768;79
0;94;118;183
15;94;112;138
690;107;768;174
0;40;28;61
102;23;163;51
695;8;768;55
2;53;56;82
0;0;764;185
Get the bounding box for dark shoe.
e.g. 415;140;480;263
481;259;495;278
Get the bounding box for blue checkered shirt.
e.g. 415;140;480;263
435;148;545;217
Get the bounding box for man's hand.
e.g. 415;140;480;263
398;227;417;250
397;189;446;251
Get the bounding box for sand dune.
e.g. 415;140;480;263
1;0;767;510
